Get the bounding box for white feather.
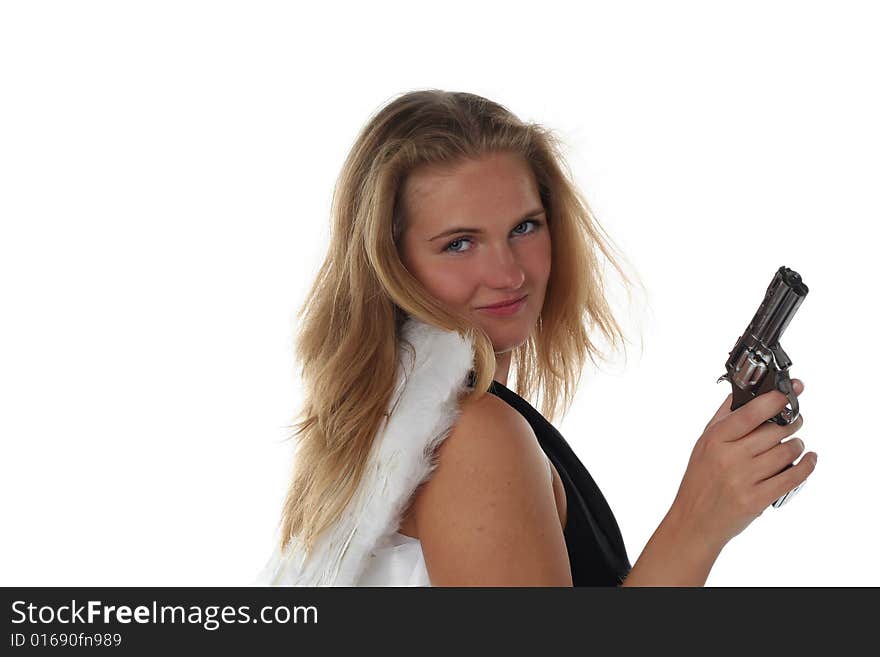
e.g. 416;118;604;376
252;316;475;586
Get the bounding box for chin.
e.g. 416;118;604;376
482;324;532;354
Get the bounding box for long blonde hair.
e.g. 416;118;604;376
277;89;645;556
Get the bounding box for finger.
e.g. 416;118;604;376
751;436;806;482
737;413;804;456
754;450;817;508
705;378;803;435
714;388;792;442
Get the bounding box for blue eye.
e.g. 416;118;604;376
442;219;542;254
512;219;540;235
444;237;472;253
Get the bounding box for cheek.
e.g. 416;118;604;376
418;264;478;307
525;234;552;285
403;248;478;308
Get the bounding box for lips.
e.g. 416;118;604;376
478;294;527;309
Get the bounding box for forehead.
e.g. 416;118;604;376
402;151;541;232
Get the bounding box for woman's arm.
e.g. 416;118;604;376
412;393;573;587
620;506;724;587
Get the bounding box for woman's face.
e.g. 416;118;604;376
399;150;552;355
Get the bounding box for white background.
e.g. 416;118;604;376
1;1;877;586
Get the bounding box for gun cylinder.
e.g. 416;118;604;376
732;349;769;388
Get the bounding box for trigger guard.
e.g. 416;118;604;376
776;392;800;425
773;370;800;425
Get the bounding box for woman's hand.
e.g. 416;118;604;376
668;379;817;552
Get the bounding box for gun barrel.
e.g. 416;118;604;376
747;266;808;345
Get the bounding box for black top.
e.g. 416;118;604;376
488;380;632;586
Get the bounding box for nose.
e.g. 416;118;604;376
483;243;525;290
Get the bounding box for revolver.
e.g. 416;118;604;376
716;266;809;508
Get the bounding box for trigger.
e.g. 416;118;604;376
776;374;800;424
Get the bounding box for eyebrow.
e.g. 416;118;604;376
427;208;545;241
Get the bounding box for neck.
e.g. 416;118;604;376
493;350;512;388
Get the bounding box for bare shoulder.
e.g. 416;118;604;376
410;391;572;586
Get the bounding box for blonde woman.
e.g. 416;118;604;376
255;89;815;587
